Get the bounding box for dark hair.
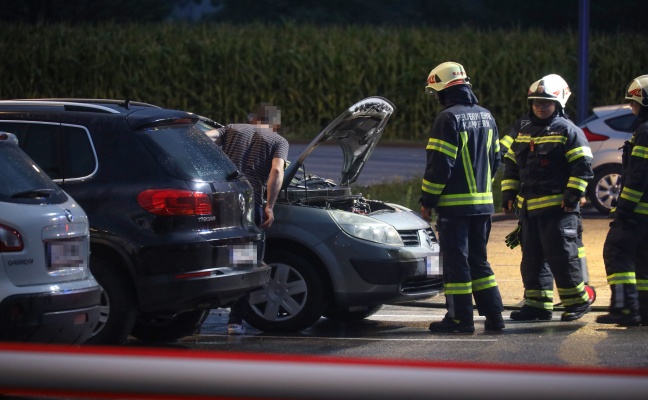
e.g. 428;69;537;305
253;103;281;126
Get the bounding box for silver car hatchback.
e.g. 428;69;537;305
0;132;100;344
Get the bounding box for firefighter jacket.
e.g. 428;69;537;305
615;113;648;222
501;111;593;216
421;85;500;216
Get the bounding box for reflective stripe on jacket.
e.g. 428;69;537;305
421;88;500;216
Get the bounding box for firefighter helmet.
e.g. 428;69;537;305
425;62;471;95
527;74;571;108
625;75;648;106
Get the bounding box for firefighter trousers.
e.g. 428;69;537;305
602;217;648;313
519;212;589;311
436;214;503;322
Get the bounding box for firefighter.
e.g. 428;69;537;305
596;75;648;326
421;61;505;333
502;106;594;308
501;74;593;321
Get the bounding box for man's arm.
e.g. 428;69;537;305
260;157;285;229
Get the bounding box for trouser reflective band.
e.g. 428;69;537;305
472;275;498;292
524;289;553;310
445;281;472;295
638;279;648;292
558;282;589;306
607;272;637;285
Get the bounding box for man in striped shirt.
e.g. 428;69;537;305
211;103;289;334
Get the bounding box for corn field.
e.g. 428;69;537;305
0;23;645;140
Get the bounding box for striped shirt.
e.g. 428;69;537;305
218;124;289;206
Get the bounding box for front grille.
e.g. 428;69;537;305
401;276;444;294
398;230;420;247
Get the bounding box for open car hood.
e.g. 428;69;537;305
282;97;395;189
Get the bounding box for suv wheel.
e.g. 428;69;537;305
243;251;326;332
588;164;623;215
85;257;137;345
323;304;383;321
130;310;209;342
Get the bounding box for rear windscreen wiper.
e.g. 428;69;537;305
11;188;55;198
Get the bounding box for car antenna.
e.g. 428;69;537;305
120;97;131;110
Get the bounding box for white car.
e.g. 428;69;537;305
579;104;638;214
0;132;100;344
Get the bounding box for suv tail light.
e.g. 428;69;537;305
582;127;609;142
137;189;212;216
0;224;24;252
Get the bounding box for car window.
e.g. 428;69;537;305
62;125;97;179
0;140;66;204
0;121;62;179
606;114;638;132
137;124;238;181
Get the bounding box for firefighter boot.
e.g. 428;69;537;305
596;309;641;326
561;301;591;321
484;313;505;331
510;305;552;321
429;317;475;334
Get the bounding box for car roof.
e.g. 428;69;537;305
592;104;632;118
0;99;198;129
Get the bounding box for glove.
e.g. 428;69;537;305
505;225;521;249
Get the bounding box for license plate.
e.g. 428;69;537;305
426;254;442;276
48;239;86;272
230;243;257;266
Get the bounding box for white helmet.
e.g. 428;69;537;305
527;74;571;108
425;62;471;95
625;75;648;106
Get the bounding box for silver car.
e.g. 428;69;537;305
228;97;443;332
580;104;638;214
0;132;100;344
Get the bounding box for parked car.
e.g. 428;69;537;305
0;99;271;344
579;104;638;214
0;132;100;344
200;97;443;332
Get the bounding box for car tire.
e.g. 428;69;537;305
588;164;623;215
243;251;326;332
130;310;209;342
323;304;383;321
85;257;137;345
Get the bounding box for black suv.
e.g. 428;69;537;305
0;99;271;344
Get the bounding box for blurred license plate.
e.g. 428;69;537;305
48;240;86;271
426;254;442;276
230;243;257;266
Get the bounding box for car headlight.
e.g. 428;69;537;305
328;210;403;246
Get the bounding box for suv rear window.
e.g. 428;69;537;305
0;141;67;204
137;124;238;182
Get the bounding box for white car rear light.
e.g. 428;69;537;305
0;224;24;252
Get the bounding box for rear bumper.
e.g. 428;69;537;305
136;263;272;313
0;286;101;344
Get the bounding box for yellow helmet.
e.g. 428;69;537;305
425;62;471;95
625;75;648;106
527;74;571;108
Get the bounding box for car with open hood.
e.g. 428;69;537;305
203;97;442;332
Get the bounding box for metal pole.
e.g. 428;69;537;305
577;0;590;124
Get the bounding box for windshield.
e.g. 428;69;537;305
0;143;67;204
137;124;238;182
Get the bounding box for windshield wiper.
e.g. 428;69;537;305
11;188;55;199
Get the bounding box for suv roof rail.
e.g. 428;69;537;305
0;100;120;114
22;98;161;109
